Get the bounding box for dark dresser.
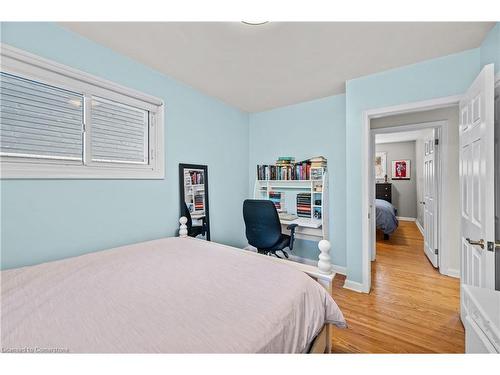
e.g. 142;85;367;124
376;183;392;203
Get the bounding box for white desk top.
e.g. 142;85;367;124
191;213;205;220
280;217;322;229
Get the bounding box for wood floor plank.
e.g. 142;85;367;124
330;221;464;353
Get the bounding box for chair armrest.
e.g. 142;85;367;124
286;223;298;231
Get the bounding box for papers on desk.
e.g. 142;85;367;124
278;212;298;221
280;217;322;229
292;217;322;228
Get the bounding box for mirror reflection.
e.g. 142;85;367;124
179;163;210;240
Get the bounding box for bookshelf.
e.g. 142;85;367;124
184;169;206;217
253;166;329;242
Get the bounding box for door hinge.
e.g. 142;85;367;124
434;248;439;255
434;139;439;146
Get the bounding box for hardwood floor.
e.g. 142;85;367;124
330;221;464;353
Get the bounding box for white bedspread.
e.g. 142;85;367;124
1;237;346;353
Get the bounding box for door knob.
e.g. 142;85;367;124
466;238;485;249
487;241;500;252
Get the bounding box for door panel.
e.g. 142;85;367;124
471;139;481;226
423;134;438;267
460;64;495;321
462;239;469;284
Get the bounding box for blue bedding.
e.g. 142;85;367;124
375;199;399;235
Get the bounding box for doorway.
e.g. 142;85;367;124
361;101;464;295
371;123;447;271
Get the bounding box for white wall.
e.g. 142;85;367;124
371;107;460;276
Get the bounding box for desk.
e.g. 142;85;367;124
253;170;329;243
280;218;324;241
191;213;205;220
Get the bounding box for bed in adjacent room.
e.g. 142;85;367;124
1;236;346;353
375;198;399;239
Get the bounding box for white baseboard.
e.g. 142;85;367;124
396;216;416;222
331;264;347;276
343;279;369;293
415;220;424;236
445;268;460;279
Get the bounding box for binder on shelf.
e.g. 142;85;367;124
296;193;312;218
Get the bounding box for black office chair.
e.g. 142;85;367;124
182;202;206;238
243;199;298;259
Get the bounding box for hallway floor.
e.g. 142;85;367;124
330;221;464;353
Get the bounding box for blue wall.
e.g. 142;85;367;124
248;95;346;267
344;49;481;283
2;22;498;281
480;22;500;73
0;23;250;269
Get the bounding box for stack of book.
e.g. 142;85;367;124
296;193;311;218
269;191;283;211
194;194;204;211
275;156;295;166
309;156;327;168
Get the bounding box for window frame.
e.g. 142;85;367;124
0;43;165;179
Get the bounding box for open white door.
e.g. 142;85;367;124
460;64;496;319
370;133;376;261
423;130;438;268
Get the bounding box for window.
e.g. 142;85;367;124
0;44;164;179
90;97;149;165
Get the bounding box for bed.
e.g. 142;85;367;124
1;233;346;353
375;198;399;239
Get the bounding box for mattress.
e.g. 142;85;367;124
375;198;399;235
1;237;346;353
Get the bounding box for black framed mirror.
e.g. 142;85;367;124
179;163;210;241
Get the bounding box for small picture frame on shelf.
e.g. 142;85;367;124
313;207;322;219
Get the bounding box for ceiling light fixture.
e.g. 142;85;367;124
241;21;269;26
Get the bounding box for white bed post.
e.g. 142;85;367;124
318;240;332;275
179;216;188;238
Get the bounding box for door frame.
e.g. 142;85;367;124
361;95;462;293
370;121;447;271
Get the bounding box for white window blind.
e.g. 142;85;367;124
1;44;164;179
0;72;84;161
91;97;149;164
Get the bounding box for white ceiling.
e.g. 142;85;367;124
60;22;494;113
376;129;434;144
